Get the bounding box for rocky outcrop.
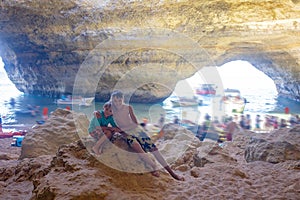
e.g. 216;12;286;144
244;126;300;163
0;0;300;102
245;138;300;163
1;108;300;199
20;108;88;158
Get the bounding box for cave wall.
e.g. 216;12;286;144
0;0;299;102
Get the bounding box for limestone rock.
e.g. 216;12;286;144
245;138;300;163
1;112;300;199
0;0;300;102
20;108;89;159
244;126;300;163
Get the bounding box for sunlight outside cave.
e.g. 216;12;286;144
173;60;278;113
0;57;22;101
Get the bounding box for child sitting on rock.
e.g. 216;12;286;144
110;90;184;181
88;102;122;154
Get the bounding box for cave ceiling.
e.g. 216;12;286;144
0;0;299;102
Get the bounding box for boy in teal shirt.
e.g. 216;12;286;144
88;102;121;154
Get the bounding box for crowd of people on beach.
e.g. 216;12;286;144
238;113;300;131
168;111;300;144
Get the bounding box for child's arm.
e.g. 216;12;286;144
128;105;139;125
88;116;100;133
94;111;101;118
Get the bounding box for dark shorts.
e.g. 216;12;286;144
126;127;156;152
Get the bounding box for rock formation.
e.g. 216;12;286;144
0;108;299;199
244;126;300;163
0;0;300;102
20;108;88;159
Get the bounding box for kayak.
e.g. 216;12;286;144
0;130;27;139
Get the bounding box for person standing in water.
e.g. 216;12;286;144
224;116;238;141
110;90;184;181
198;113;212;141
0;116;2;132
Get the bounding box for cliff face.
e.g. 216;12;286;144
0;0;300;102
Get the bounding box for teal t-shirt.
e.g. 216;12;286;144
88;111;117;133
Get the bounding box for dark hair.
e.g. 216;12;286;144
205;113;211;120
103;101;112;108
111;90;124;99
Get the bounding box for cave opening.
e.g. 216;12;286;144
217;60;278;113
0;57;23;101
183;60;279;113
0;57;23;125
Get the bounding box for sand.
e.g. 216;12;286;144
0;109;299;200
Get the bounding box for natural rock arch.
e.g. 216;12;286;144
0;0;299;102
215;43;300;101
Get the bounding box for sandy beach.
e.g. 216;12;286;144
0;138;21;161
0;109;299;199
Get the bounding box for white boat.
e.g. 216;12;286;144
170;96;201;107
222;89;246;113
196;94;212;106
56;96;95;106
79;97;95;107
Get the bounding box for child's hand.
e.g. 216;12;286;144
94;111;101;118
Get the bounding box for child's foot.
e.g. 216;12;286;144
150;170;160;177
91;146;99;155
98;146;104;155
172;173;184;181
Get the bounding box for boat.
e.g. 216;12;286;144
14;104;40;116
0;130;27;139
78;98;95;107
195;84;216;95
15;109;38;116
56;96;95;106
170;96;201;107
36;120;45;125
222;88;247;113
196;94;212;106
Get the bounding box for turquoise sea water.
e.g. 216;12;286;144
1;83;299;132
1;61;300;131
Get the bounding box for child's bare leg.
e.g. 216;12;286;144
130;142;160;177
92;130;112;154
150;148;184;181
92;135;106;154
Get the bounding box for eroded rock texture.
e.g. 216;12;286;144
1;108;300;199
0;0;300;102
244;125;300;163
